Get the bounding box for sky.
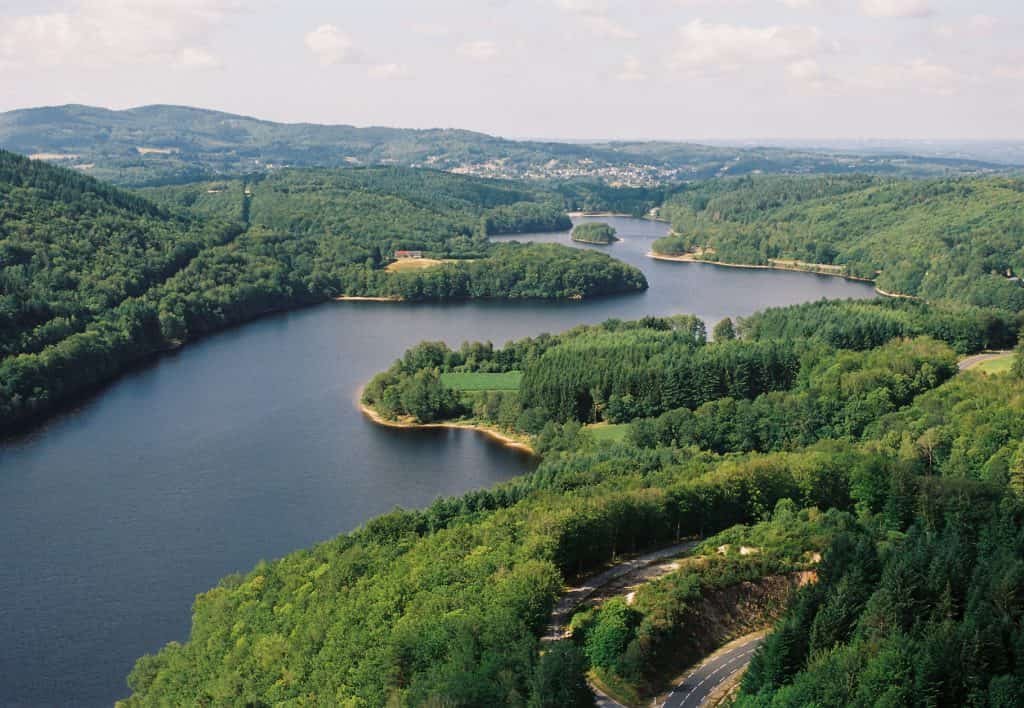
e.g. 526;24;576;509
0;0;1022;140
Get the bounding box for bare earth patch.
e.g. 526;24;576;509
385;258;451;273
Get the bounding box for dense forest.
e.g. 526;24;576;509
571;222;618;245
361;299;997;434
0;152;645;431
124;301;1024;706
655;175;1024;311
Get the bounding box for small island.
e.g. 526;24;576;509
571;221;619;245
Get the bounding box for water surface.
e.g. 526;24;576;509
0;217;875;705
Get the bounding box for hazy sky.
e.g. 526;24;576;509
1;0;1022;140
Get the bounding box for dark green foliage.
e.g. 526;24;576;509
520;335;798;424
739;298;1018;354
529;642;594;708
1013;330;1024;379
483;201;572;235
713;317;737;341
631;337;958;454
738;494;1024;708
659;175;1024;311
0;156;646;431
571;222;618;245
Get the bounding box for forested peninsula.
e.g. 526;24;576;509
652;175;1024;307
124;294;1024;706
0;152;646;432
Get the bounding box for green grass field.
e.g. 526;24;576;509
441;371;523;391
586;423;630;443
975;355;1014;375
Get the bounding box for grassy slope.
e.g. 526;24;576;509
441;371;524;391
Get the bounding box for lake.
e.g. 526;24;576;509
0;217;875;705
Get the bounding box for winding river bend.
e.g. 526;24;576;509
0;217;875;705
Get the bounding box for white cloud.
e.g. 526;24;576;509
410;23;450;36
670;20;827;75
581;15;637;40
615;55;648;81
860;0;933;19
781;0;818;8
554;0;635;40
555;0;607;11
368;63;411;80
0;0;244;70
857;58;960;95
786;58;840;93
177;47;222;69
457;40;499;61
934;14;998;39
994;64;1024;80
304;24;359;65
969;14;998;33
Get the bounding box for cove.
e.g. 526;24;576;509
0;217;875;705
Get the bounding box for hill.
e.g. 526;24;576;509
0;104;1011;187
0;153;645;431
655;175;1024;311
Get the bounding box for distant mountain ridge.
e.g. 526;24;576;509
0;104;1012;187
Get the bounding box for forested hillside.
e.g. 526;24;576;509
656;176;1024;311
0;153;644;431
123;302;1024;706
0;105;1008;187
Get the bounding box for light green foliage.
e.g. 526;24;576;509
441;371;524;391
586;423;630;444
658;175;1024;311
975;355;1015;375
583;598;640;669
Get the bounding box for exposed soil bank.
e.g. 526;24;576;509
358;396;535;454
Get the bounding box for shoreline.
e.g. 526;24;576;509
357;393;536;454
568;210;668;223
334;295;404;302
647;251;914;298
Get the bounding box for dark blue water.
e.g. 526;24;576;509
0;217;875;705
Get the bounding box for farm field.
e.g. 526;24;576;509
585;422;630;443
440;371;524;391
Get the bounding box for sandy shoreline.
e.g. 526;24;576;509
569;210;634;218
569;210;668;223
357;393;536;454
334;295;403;302
646;251;914;298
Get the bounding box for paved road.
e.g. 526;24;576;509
959;351;1013;371
661;635;764;708
544;541;698;641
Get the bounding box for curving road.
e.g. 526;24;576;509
661;635;764;708
545;541;698;641
958;350;1013;371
